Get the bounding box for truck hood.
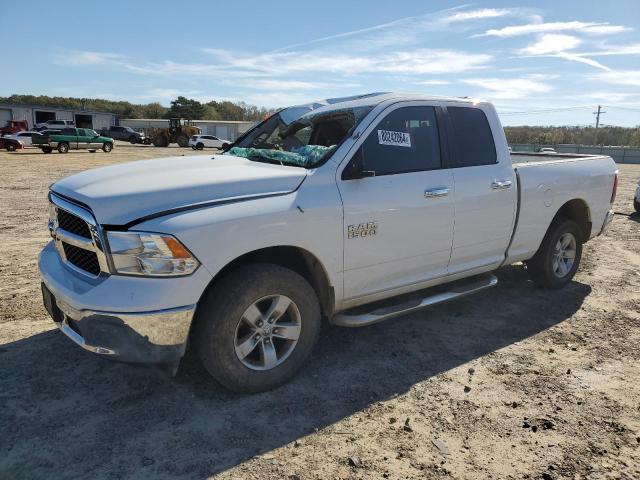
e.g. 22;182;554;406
51;154;307;225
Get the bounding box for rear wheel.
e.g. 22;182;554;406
176;134;189;148
195;263;321;393
526;218;583;289
57;142;69;154
102;142;113;153
152;135;167;147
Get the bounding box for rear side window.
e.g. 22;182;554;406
357;106;441;176
448;107;496;167
61;128;76;135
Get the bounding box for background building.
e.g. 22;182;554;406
0;103;117;130
120;119;255;141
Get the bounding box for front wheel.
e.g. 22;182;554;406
196;142;204;150
195;264;321;393
526;218;583;289
129;136;138;144
6;143;16;152
102;142;113;153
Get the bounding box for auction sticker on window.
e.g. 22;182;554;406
377;130;411;148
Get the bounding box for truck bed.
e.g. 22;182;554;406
510;152;608;165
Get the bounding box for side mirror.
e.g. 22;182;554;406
342;148;375;180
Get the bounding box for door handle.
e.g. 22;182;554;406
424;187;450;198
491;180;513;190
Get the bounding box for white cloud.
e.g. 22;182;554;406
413;80;452;85
592;70;640;87
483;21;631;38
439;8;513;24
463;77;553;99
520;34;581;55
580;43;640;56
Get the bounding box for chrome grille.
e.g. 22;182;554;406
57;209;92;239
49;194;109;277
62;243;101;275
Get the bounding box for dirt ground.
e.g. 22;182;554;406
0;144;638;480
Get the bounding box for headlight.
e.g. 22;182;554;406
106;231;199;277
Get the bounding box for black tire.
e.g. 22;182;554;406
526;218;583;289
152;135;167;147
195;263;321;393
176;134;189;148
196;142;204;150
57;142;69;154
222;142;230;150
41;147;52;154
6;143;16;152
102;142;113;153
129;135;138;144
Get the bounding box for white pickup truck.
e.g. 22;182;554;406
39;93;617;392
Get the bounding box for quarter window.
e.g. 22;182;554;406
354;106;441;176
447;107;496;167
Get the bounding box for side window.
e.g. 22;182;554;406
62;128;76;135
357;106;441;176
447;107;496;167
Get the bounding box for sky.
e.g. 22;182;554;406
2;0;639;126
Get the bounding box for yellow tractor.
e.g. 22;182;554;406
151;118;201;147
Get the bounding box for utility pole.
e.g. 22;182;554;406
593;105;606;145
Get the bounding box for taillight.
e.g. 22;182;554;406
610;173;618;204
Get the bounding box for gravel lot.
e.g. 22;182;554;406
0;144;639;480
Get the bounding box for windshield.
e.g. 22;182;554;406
226;105;373;168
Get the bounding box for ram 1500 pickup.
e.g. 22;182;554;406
39;93;617;392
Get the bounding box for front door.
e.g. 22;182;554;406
338;104;455;300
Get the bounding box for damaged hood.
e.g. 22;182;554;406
51;154;307;225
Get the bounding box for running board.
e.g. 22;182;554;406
331;273;498;328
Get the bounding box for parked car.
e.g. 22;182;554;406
34;119;75;131
0;120;29;136
32;128;114;153
538;147;557;153
634;179;640;212
0;137;25;151
189;134;230;150
39;93;617;393
7;131;43;147
100;126;148;144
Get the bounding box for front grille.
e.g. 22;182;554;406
58;209;92;239
62;243;101;276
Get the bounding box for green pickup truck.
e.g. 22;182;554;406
33;128;114;154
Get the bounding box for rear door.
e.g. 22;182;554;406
338;103;455;300
445;105;517;273
76;128;91;149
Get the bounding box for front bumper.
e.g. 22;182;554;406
39;241;211;365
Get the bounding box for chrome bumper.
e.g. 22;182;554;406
45;284;196;365
599;209;614;235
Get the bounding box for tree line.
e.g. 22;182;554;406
2;94;639;146
0;95;273;122
505;125;640;147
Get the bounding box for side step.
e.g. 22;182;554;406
331;273;498;328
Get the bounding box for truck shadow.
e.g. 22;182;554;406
0;265;590;479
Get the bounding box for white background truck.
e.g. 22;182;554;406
39;93;617;392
